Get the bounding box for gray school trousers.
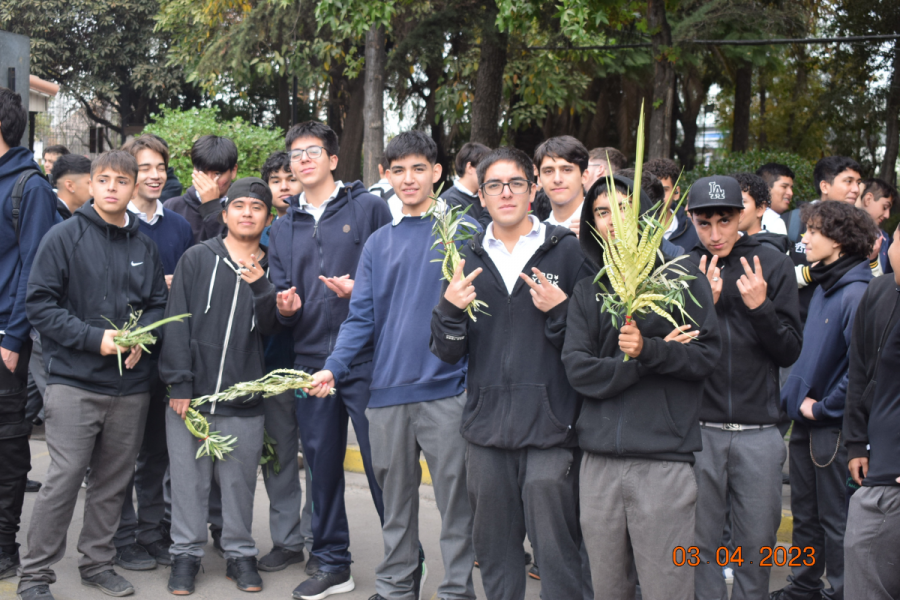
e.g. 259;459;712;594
466;443;583;600
262;390;313;552
580;453;697;600
844;485;900;600
18;384;150;592
166;408;264;559
366;393;476;600
694;425;786;600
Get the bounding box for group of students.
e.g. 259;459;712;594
0;82;898;600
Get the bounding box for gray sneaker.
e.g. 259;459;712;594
17;585;55;600
81;569;135;597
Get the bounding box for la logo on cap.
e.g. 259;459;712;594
708;181;725;200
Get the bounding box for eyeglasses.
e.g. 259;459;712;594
481;179;532;196
289;146;325;162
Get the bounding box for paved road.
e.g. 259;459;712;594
3;438;795;600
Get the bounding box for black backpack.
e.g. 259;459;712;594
10;169;42;242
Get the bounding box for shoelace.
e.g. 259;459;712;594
171;559;203;576
233;558;258;576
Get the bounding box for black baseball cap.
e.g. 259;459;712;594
687;176;743;211
225;177;272;210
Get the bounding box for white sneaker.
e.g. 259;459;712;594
723;567;734;583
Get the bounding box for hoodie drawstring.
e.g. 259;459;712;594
206;256;219;314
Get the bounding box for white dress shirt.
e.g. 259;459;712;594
297;181;344;223
761;208;788;235
128;200;165;225
483;216;545;294
546;201;583;228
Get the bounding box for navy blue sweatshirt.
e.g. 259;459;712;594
267;181;392;369
782;259;871;425
323;212;469;408
430;225;593;449
163;186;227;244
132;208;194;275
0;147;59;353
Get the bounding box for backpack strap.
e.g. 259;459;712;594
787;210;801;244
11;169;42;243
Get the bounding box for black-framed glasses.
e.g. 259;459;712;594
289;146;325;162
481;179;532;196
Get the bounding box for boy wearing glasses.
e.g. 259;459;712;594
267;121;391;596
430;147;593;600
304;131;477;600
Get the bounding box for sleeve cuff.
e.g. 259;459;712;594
85;326;106;354
546;297;569;321
199;198;223;220
170;382;194;400
436;296;466;319
249;277;274;296
846;442;869;461
811;400;825;420
636;336;661;367
322;358;349;383
0;334;24;353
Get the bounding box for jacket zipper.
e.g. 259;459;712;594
312;219;334;352
725;313;733;421
212;269;242;414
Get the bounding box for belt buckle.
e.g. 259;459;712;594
722;423;742;431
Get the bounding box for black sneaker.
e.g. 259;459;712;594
210;527;224;558
226;556;263;592
305;554;321;576
25;480;42;493
527;564;540;580
115;543;157;571
17;584;55;600
292;568;355;599
0;550;20;580
140;539;172;566
524;551;532;565
168;555;201;596
258;547;305;572
81;569;135;597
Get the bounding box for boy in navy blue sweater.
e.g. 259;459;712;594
304;131;476;600
772;202;876;600
111;135;193;571
269;122;392;597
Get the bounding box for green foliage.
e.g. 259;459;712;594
0;0;186;132
143;107;284;185
681;150;817;207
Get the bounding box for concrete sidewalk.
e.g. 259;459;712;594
7;433;797;600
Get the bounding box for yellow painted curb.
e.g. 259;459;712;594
777;509;793;545
344;444;432;485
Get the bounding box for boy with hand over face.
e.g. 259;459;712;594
20;151;168;600
430;147;593;600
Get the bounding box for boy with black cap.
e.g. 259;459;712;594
160;177;279;595
686;176;802;600
430;146;593;600
561;173;721;600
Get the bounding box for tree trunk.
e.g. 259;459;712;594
425;58;451;190
470;1;507;147
276;73;291;132
674;67;707;171
647;0;674;160
881;38;900;186
758;70;767;149
731;61;752;153
363;24;386;187
335;74;365;183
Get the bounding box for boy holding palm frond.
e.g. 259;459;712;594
561;173;722;600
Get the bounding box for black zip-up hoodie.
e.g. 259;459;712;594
430;225;593;449
843;274;900;486
562;207;721;463
688;235;803;424
163;186;227;244
159;236;279;416
26;203;168;396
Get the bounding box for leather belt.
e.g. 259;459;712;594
700;421;776;431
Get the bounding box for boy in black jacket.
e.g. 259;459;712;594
163;135;238;244
430;147;593;600
842;225;900;600
20;151;168;600
686;176;802;600
160;178;279;596
561;175;721;600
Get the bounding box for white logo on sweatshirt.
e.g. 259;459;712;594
708;182;726;200
131;261;143;267
531;272;561;287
